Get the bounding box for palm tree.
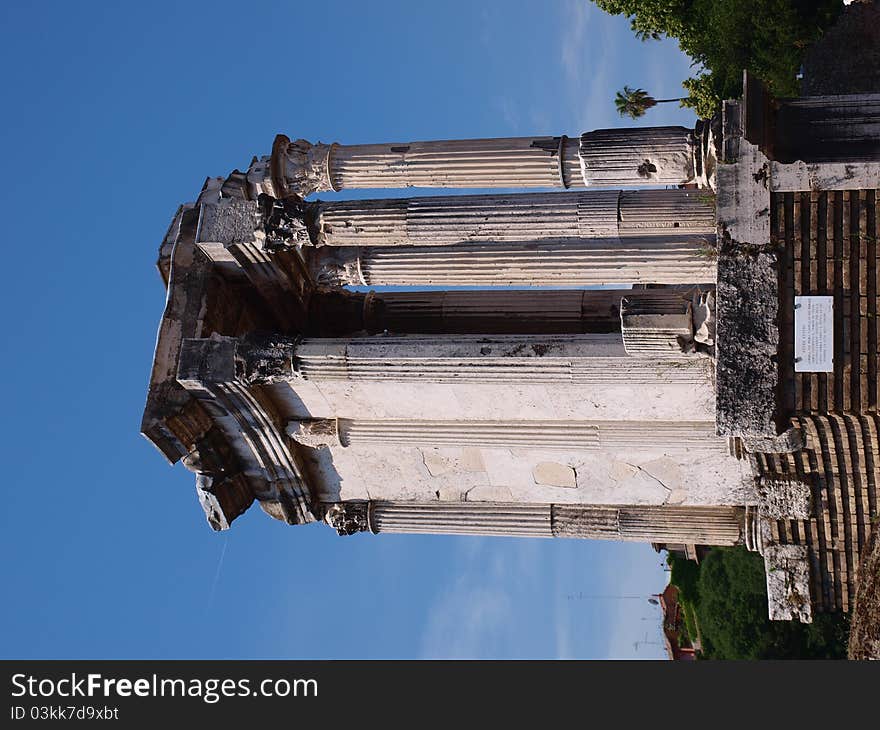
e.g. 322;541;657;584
634;29;661;42
614;86;685;119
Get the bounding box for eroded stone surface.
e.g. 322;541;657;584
764;545;813;623
756;476;812;520
743;427;804;454
271;135;336;198
715;241;778;437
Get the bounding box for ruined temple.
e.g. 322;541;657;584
143;73;880;622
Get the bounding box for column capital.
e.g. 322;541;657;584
270;134;338;198
286;418;341;448
323;502;374;536
312;248;366;286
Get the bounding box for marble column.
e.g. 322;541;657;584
322;501;746;545
309;189;714;247
579;127;698;186
191;194;716;288
261;126;699;197
308;287;700;336
287;417;726;453
358;287;697;335
178;333;710;387
312;238;716;287
551;504;745;544
290;333;710;384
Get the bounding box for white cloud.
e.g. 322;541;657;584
418;538;543;658
596;547;669;659
560;0;591;84
559;1;616;130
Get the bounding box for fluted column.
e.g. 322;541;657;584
551;505;745;544
372;503;553;537
263;126;700;197
287;417;726;452
321;501;746;545
178;333;711;392
312;189;714;247
309;287;702;336
313;238;716;287
365;289;623;334
360;287;696;335
291;333;710;384
192;193;716;287
307;287;699;336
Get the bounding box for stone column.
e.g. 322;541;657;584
313;238;716;287
322;501;746;545
551;504;745;544
178;335;712;392
290;333;710;384
181;333;710;386
287;417;726;453
359;287;697;335
307;287;699;336
192;194;716;287
371;503;553;538
310;189;714;247
262;126;700;197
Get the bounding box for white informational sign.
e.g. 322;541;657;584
794;296;834;372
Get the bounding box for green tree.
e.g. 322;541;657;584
667;552;700;605
595;0;843;117
680;73;719;120
614;86;685;119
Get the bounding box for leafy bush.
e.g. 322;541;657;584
668;552;700;605
694;547;848;659
667;552;701;644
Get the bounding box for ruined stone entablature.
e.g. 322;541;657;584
142;77;880;624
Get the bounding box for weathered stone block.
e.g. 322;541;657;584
764;545;813;623
715;243;779;437
756;476;812;520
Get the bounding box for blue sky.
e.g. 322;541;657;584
0;1;698;659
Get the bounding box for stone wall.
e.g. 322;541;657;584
761;186;880;613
